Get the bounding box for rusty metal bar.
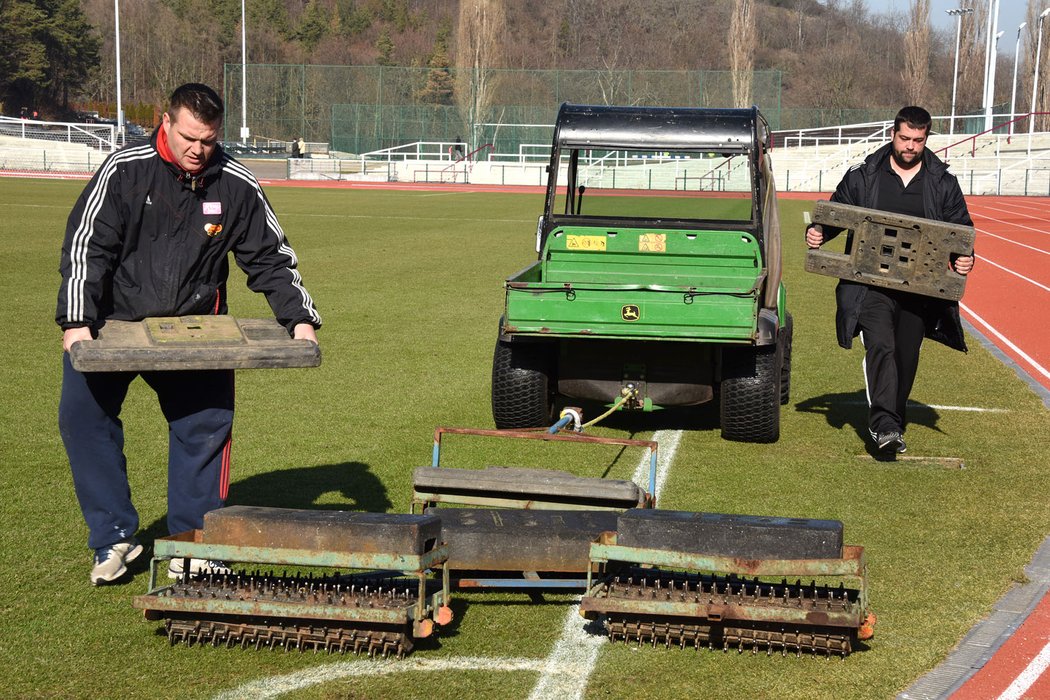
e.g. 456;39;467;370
430;426;658;500
588;539;866;582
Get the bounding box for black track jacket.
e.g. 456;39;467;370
824;143;972;352
57;131;321;333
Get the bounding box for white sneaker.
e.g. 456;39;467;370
91;538;144;585
168;558;232;580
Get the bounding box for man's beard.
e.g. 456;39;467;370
891;148;921;170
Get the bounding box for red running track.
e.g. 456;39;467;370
951;593;1050;699
946;196;1050;699
961;196;1050;397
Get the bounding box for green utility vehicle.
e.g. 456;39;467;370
492;104;790;442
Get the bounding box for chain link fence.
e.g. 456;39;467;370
223;64;783;156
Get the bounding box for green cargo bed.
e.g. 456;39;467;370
504;227;763;341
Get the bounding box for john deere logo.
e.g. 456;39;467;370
622;305;640;321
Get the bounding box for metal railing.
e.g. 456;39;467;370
0;116;117;151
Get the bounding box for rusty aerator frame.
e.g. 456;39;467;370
131;428;875;659
579;510;875;656
132;507;453;658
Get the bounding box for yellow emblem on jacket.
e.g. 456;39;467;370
204;223;223;237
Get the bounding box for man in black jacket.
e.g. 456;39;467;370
57;83;322;585
805;106;974;455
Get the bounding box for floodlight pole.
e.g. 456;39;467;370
983;0;1001;131
948;8;974;135
240;0;250;141
1010;22;1027;137
114;0;124;138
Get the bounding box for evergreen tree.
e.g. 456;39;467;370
417;27;455;105
296;0;331;51
0;0;100;113
376;30;395;66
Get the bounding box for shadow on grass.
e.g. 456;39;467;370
228;461;393;512
546;399;720;479
131;461;392;568
563;398;721;435
794;389;943;460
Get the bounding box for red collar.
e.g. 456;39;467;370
157;125;203;174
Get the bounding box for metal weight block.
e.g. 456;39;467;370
413;466;647;510
805;200;975;300
616;509;844;560
68;315;321;372
201;506;442;555
426;507;619;572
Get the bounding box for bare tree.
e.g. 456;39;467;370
958;0;987;115
730;0;756;108
903;0;931;104
796;0;807;52
455;0;506;148
1022;0;1050;130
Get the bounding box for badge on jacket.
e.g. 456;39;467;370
204;223;224;237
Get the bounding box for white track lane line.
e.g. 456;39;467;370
997;641;1050;700
526;429;682;700
975;226;1050;256
975;256;1050;293
961;302;1050;382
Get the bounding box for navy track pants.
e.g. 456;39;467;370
59;353;234;550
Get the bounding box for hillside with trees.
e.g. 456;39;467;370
2;0;1049;131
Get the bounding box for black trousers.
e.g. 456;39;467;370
857;287;928;436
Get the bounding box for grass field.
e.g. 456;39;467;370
2;177;1049;699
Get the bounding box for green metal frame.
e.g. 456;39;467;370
133;531;451;636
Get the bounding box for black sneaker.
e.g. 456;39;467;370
876;431;905;454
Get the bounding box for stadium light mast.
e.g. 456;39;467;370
982;0;1001;131
114;0;124;138
1010;22;1027;136
240;0;250;141
948;7;974;135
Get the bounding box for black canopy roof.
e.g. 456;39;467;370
553;103;767;153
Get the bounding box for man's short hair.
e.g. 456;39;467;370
168;84;224;125
893;106;932;135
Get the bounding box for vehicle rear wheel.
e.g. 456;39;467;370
720;343;781;443
492;339;555;429
780;313;793;406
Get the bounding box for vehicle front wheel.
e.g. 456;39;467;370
491;339;555;429
720;343;781;443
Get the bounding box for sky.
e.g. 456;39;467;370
878;0;1032;54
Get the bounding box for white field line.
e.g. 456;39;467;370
997;641;1050;700
214;430;683;700
962;302;1050;382
213;656;558;700
289;212;530;223
839;398;1009;413
525;429;682;700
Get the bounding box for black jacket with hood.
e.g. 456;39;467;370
823;142;972;352
57;130;321;333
